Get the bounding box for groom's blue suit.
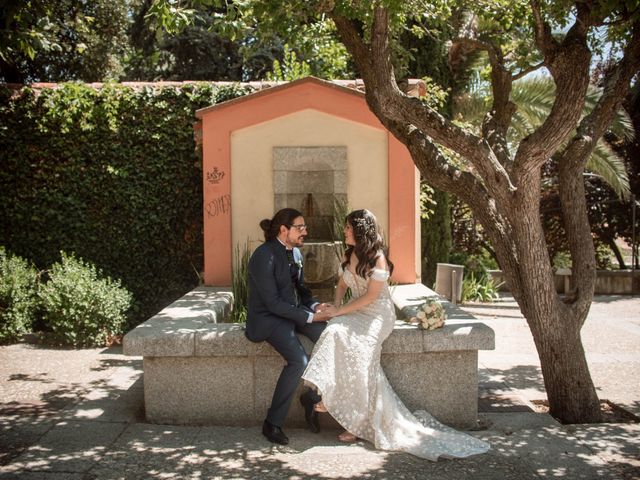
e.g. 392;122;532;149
245;239;326;427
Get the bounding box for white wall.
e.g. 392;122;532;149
231;108;388;255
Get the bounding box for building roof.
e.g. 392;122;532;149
2;76;426;102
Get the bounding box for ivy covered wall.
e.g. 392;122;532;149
0;82;251;327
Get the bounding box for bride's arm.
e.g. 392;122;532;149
331;255;388;317
334;275;348;306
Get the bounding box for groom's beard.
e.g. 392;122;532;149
292;234;306;247
287;231;306;248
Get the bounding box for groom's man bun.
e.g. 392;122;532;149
260;208;303;241
259;218;272;233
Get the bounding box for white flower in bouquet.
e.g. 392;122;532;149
417;298;446;330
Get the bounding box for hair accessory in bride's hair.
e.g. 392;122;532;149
353;216;376;239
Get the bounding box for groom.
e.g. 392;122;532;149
245;208;331;445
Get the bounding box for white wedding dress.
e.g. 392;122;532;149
302;267;490;461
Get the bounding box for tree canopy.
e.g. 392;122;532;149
0;0;129;82
231;0;639;423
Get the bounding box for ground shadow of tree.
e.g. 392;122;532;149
2;347;638;479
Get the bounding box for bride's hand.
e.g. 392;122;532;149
322;304;338;318
315;302;334;312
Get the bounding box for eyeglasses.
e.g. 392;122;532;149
289;224;308;231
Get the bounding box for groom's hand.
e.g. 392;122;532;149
313;303;336;322
312;310;330;322
312;303;335;322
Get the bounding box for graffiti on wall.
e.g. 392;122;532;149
206;166;225;184
206;194;231;218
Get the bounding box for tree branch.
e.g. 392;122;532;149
332;7;517;204
555;20;640;321
450;36;516;166
384;113;524;300
513;2;592;179
530;0;558;57
330;14;372;77
512;61;545;81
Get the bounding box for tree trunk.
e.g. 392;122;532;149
604;235;627;269
535;320;602;422
474;173;603;423
500;244;602;423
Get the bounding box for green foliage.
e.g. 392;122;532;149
295;20;354;79
455;76;633;198
0;82;252;328
231;243;251;324
138;2;354;81
0;247;40;344
461;272;503;303
552;251;572;270
553;244;614;271
1;0;129;82
595;243;614;270
419;76;449;111
450;249;502;303
266;44;312;81
128;1;265;81
39;252;132;347
330;196;349;261
450;249;502;301
421;188;451;287
449;250;499;277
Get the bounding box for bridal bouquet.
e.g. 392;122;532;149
407;298;446;330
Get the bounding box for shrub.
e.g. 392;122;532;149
39;252;132;347
0;247;40;343
461;272;503;303
230;243;251;323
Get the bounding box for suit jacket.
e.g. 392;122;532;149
245;239;318;342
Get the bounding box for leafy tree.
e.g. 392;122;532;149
323;0;640;424
0;0;129;82
541;81;640;269
265;44;312;81
456;75;633;198
136;0;354;81
126;0;259;80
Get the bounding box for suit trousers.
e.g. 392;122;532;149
265;320;326;426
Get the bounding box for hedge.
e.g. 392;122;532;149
0;82;253;328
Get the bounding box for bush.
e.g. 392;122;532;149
39;252;132;347
461;272;503;303
230;243;251;323
0;248;40;343
449;250;503;303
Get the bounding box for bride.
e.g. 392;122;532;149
302;209;490;461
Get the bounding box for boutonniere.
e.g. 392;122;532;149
295;259;303;269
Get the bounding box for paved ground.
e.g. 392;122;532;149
0;295;638;479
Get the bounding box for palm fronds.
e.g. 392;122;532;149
453;75;634;198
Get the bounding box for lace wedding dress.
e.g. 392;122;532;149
302;267;490;461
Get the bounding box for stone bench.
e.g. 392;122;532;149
123;284;495;429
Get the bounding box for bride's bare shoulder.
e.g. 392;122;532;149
375;253;389;271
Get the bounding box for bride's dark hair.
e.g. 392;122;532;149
341;209;393;279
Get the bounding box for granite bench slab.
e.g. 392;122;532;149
124;284;495;429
